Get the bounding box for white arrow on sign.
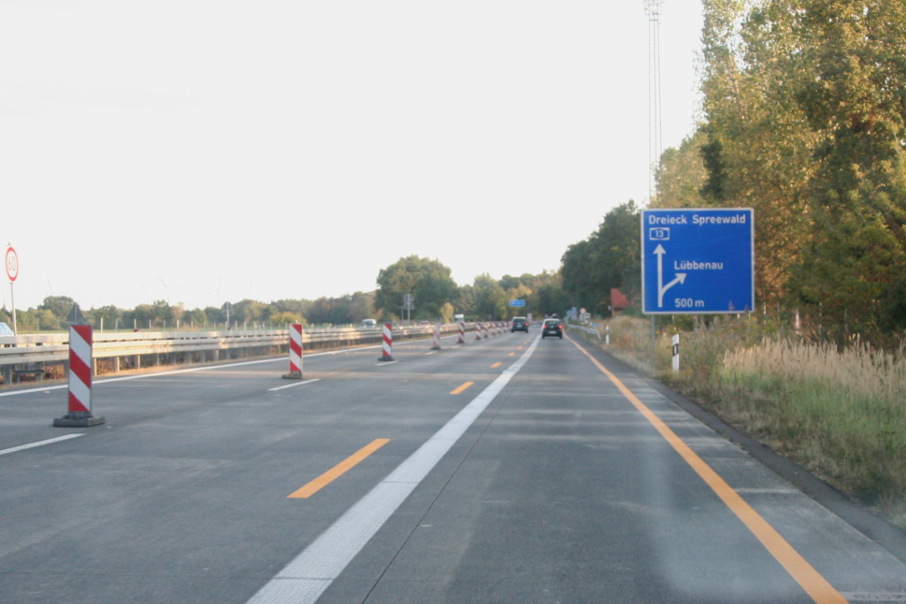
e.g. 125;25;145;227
654;244;686;308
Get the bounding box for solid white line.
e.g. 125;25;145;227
0;434;84;456
246;335;540;604
268;379;321;392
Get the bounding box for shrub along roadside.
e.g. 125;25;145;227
585;315;906;530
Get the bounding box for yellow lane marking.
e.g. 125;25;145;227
507;352;516;357
288;439;390;499
490;362;502;368
450;382;474;395
572;340;847;604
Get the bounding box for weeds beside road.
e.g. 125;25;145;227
581;315;906;530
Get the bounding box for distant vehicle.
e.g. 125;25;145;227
418;320;431;327
453;314;465;324
541;318;563;339
361;319;377;329
511;317;529;332
0;322;13;336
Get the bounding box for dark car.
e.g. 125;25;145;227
541;318;563;339
511;317;529;332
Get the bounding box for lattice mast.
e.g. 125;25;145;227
644;0;664;203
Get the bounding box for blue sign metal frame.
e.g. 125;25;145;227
641;208;754;314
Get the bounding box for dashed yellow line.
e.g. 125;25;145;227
289;439;390;499
450;382;474;395
490;362;502;368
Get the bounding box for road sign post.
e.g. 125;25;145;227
641;208;754;315
5;245;18;334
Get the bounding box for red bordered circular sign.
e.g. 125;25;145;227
5;247;19;282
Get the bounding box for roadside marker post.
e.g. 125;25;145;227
475;323;482;341
53;324;105;427
672;334;680;372
282;323;304;379
457;321;465;344
378;323;394;362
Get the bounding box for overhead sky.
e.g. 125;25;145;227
1;1;703;311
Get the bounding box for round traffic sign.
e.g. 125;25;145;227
5;246;18;282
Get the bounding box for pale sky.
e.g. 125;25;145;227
1;1;703;311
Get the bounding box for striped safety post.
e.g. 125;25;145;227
457;321;465;344
378;323;394;362
431;324;442;351
282;323;304;379
475;322;483;341
53;324;105;427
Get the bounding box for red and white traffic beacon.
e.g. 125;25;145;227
282;323;304;379
53;318;105;427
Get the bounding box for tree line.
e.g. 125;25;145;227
0;257;570;331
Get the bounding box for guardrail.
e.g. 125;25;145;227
0;323;466;385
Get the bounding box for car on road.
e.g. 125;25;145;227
511;317;529;332
541;318;563;339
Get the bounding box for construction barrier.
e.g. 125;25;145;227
457;322;465;344
431;324;442;351
53;324;105;427
282;323;304;379
379;323;394;362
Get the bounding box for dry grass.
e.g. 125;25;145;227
586;315;906;529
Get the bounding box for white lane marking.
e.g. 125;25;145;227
0;434;84;456
246;335;540;604
268;379;321;392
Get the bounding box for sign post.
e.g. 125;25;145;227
641;208;754;315
5;245;18;334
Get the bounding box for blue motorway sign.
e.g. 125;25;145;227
641;208;754;314
509;299;526;307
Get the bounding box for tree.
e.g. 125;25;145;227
788;0;906;335
375;256;458;320
692;0;906;337
471;275;507;320
653;130;709;209
698;0;819;305
94;305;121;329
561;201;641;314
38;296;78;321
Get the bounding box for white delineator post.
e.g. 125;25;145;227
53;324;105;427
672;334;680;372
282;323;304;379
379;323;394;362
457;321;465;344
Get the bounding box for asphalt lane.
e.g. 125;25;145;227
1;330;905;603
